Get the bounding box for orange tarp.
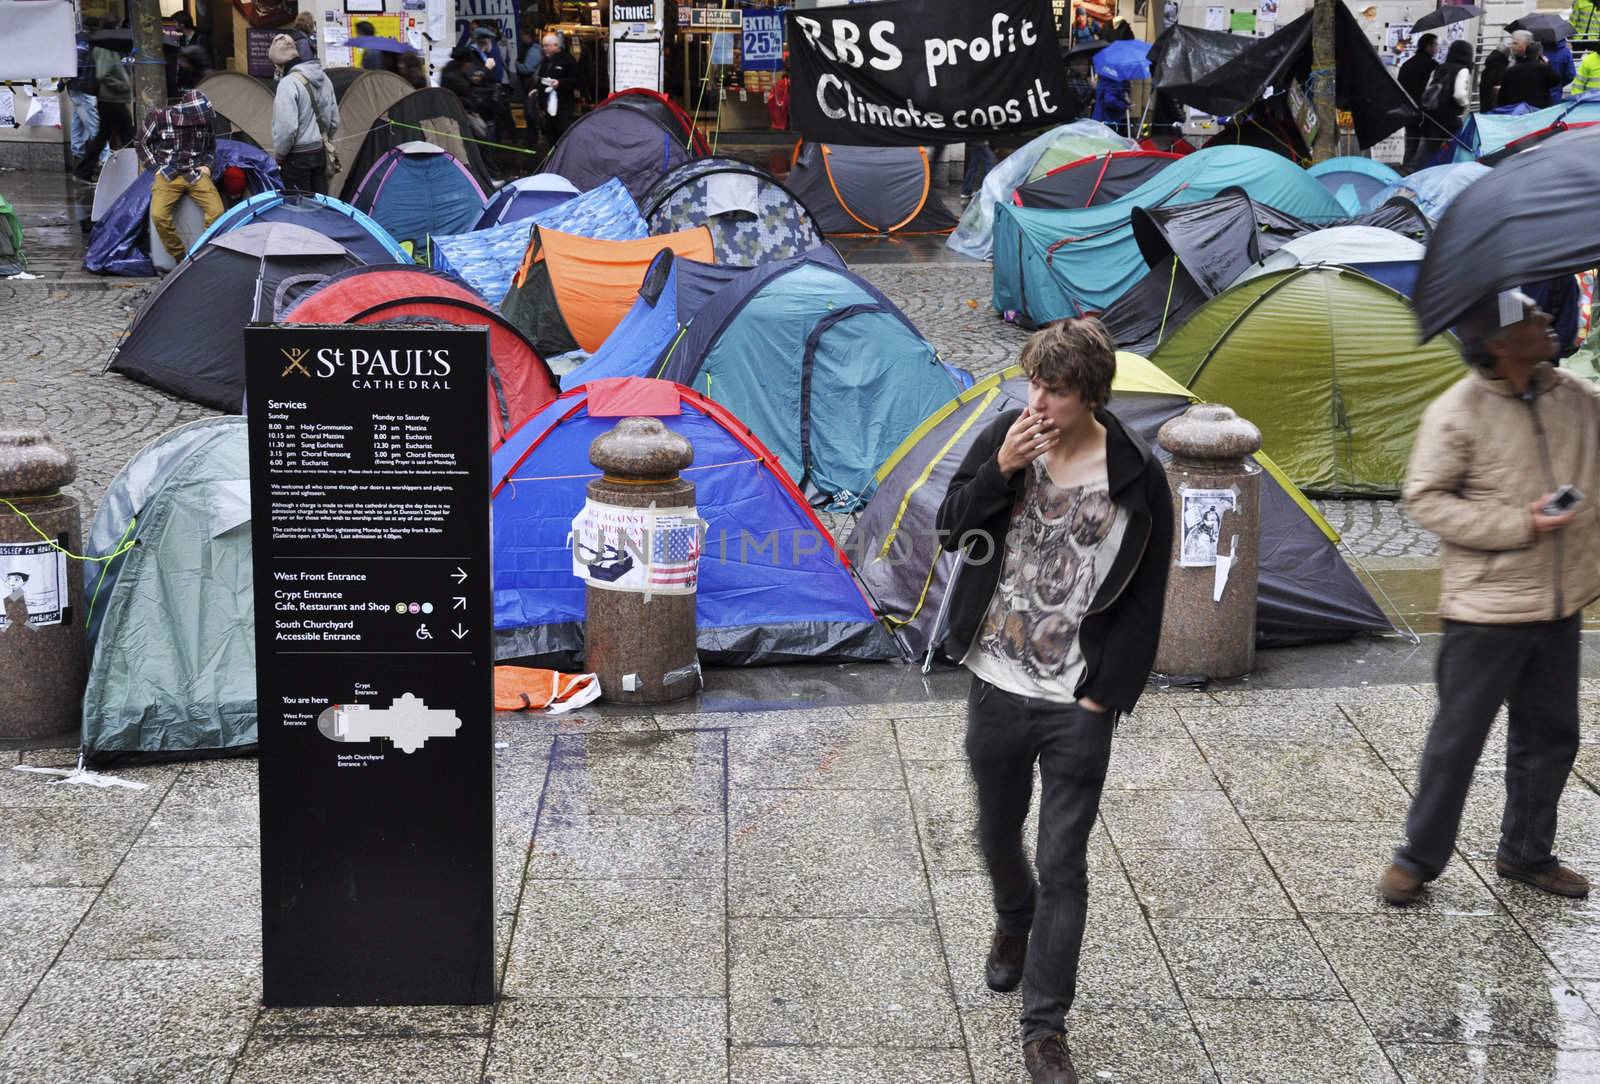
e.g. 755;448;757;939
538;226;715;353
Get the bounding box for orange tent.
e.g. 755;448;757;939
500;225;715;356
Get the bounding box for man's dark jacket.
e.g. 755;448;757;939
1398;51;1437;108
936;408;1174;714
532;50;579;116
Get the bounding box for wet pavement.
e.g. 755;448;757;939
12;683;1600;1082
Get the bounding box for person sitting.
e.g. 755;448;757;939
137;88;225;264
1498;41;1562;110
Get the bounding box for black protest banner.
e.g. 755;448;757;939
787;0;1069;146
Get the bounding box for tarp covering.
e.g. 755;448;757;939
1366;161;1488;221
947;120;1134;260
1151;265;1465;494
341;87;493;202
1149;25;1256;88
1013;150;1182;210
1307;156;1402;215
349;142;487;258
187;190;409;264
431;177;647;305
643;157;827;264
82;417;257;764
85;140;281;277
500;225;715;357
651;258;962;507
853;357;1391;655
107;223;360;408
282;265;559;444
787;143;957;236
540;92;702;203
1414;126;1600;340
491;378;898;666
1157;4;1418;149
992;145;1346;320
476;174;579;229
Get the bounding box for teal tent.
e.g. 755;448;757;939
1307;156;1400;215
992;145;1347;323
82;418;255;764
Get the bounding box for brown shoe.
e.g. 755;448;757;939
985;928;1027;992
1496;860;1591;898
1379;862;1424;906
1023;1035;1079;1084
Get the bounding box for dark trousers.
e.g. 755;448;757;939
961;141;997;197
74;100;133;178
966;677;1115;1042
538;105;573;151
1395;614;1582;881
278;149;327;196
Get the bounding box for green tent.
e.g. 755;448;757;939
82;417;255;764
1149;266;1465;496
0;193;24;276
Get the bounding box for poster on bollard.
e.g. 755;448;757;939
0;541;67;628
570;500;703;595
786;0;1070;145
245;324;494;1007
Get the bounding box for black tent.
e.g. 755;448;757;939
1147;25;1257;126
1013;150;1181;210
1351;197;1432;243
107;223;361;410
540;91;707;203
1158;4;1417;149
340;88;494;202
1102;188;1315;355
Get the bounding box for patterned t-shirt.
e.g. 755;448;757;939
962;458;1128;704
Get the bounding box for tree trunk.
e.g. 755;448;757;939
1310;0;1338;161
131;0;166;130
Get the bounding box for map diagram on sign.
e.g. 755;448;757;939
316;693;460;753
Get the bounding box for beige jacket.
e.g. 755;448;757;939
1404;363;1600;625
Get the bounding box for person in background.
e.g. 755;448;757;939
1065;56;1096;121
355;20;397;72
396;52;428;90
1497;40;1562;110
1479;30;1531;111
176;44;211;93
73;35;133;183
961;140;997;203
472;25;508;85
441;45;496;137
1397;33;1438;165
531;31;578;150
767;56;790;131
269;33;339;194
1546;36;1577;90
1380;290;1600;908
1409;38;1474;171
137;87;225;264
1092;73;1130;134
1571;43;1600;97
568;36;594;107
1573;0;1600;40
292;10;317;58
68;18;100;165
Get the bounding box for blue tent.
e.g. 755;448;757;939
992;145;1347;321
349;141;487;260
431;177;646;304
491;377;899;666
187;191;409;265
84;140;279;277
632;257;965;509
1307;157;1401;215
562;247;846;390
1367;161;1489;220
1451;96;1600;161
475;174;579;229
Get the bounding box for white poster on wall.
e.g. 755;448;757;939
0;0;77;80
610;0;662;93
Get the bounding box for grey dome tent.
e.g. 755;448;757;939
82;417;255;765
341;87;493;202
1099;187;1314;356
106;222;362;411
642;157;828;265
854;358;1391;656
540;90;706;203
328;68;413;199
786;142;958;236
197;70;275;150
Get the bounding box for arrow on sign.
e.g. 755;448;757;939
452;624;468;640
452;596;467;611
452;567;468;584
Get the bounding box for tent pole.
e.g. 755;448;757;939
922;554;962;675
1338;543;1423;646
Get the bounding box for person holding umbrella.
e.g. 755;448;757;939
1379;287;1600;907
1574;0;1600;38
1091;40;1149;137
1410;38;1475;171
1398;34;1439;164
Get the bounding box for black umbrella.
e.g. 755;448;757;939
1413;125;1600;339
1067;39;1112;58
1412;4;1483;33
1506;12;1575;42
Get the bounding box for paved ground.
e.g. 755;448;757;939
12;684;1600;1083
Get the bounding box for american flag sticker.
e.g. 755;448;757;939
649;516;704;591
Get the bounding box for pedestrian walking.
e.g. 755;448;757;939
529;32;578;151
1409;38;1474;172
961;140;997;203
1479;30;1531;113
1497;41;1563;110
269;33;339;195
1546;37;1577;89
1380;290;1600;908
1092;75;1130;134
137;88;225;264
442;45;496;139
1397;34;1438;166
72;37;133;182
68;19;100;164
937;319;1173;1084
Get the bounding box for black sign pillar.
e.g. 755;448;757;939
246;325;494;1007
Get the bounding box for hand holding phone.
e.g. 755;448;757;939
1532;486;1583;533
1543;485;1584;516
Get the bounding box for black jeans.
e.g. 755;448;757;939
278;148;327;196
966;676;1115;1042
1395;614;1582;880
75;100;133;178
